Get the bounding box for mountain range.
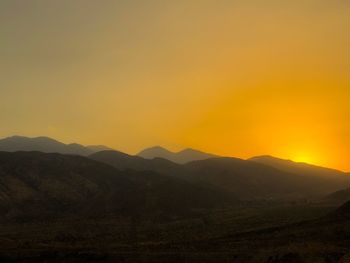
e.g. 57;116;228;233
91;150;350;201
1;135;350;261
0;136;112;156
0;136;218;164
1;135;350;205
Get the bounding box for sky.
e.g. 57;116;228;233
1;0;349;171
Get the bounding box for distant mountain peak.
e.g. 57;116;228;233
4;135;64;145
178;148;201;153
34;136;58;140
0;135;112;156
138;146;218;164
140;146;173;152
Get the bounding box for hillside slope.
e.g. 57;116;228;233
91;151;350;201
0;152;235;221
89;150;181;175
182;157;350;200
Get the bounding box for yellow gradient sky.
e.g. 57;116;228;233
1;1;349;170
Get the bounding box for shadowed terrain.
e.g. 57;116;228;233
0;148;349;262
91;151;350;201
90;150;181;175
0;152;236;222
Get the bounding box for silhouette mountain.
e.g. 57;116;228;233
138;146;174;159
0;152;235;221
0;136;111;156
90;151;350;200
250;155;346;178
2;151;350;261
181;157;324;200
89;150;181;175
182;157;350;199
138;146;219;164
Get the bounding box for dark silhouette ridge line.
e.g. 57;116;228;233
91;150;350;201
0;135;348;173
250;155;347;173
250;155;348;176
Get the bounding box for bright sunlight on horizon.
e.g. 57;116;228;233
1;0;349;171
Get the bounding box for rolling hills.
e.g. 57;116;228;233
0;140;350;262
91;151;350;201
182;157;350;200
0;151;236;221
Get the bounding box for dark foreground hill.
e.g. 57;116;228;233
325;187;350;205
90;150;182;175
91;151;350;201
0;136;111;156
0;201;345;262
161;203;350;263
328;199;350;219
0;152;236;222
181;157;349;200
0;153;349;262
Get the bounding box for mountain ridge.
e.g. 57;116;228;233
249;155;347;177
138;146;219;164
91;151;350;201
89;150;181;175
0;135;112;156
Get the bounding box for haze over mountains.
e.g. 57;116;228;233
0;136;112;156
1;135;348;175
1;135;350;202
138;146;219;164
0;136;218;164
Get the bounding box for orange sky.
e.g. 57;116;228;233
1;1;349;171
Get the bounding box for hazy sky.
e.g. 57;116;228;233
1;0;349;170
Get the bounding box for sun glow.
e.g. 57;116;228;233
1;1;349;171
291;153;319;165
